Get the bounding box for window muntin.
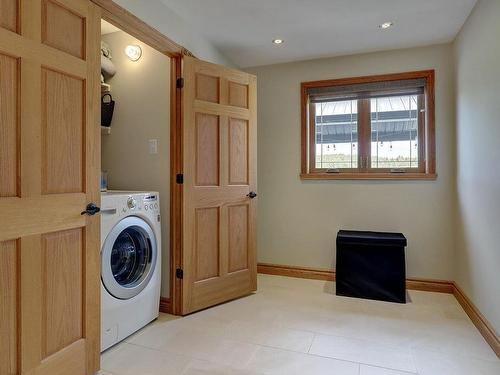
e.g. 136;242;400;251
302;71;435;179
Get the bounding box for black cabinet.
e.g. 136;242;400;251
336;230;407;303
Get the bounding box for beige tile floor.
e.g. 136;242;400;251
100;274;499;375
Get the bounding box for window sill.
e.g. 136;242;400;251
300;172;437;181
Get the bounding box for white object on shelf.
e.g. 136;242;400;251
101;83;111;93
101;126;111;135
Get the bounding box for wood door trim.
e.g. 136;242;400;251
170;55;183;316
90;0;191;57
257;262;499;358
84;5;102;372
159;297;171;314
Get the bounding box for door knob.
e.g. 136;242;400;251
81;203;101;216
247;191;257;199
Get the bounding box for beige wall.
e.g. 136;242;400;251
101;31;171;298
114;0;234;67
246;44;456;280
454;0;500;332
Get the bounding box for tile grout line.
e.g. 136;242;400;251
125;315;496;369
307;332;316;354
121;313;484;373
126;331;367;369
130;334;414;373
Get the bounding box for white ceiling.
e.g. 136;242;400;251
160;0;477;67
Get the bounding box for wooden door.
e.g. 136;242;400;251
0;0;101;374
180;55;257;314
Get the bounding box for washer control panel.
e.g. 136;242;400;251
142;194;159;213
119;194;160;215
127;197;137;209
101;192;161;223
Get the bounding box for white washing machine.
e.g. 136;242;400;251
100;191;161;351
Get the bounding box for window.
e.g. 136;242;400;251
301;71;436;179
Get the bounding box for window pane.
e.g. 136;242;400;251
370;95;419;169
315;100;358;169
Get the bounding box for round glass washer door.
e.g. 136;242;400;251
101;216;157;300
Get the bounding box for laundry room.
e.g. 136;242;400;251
99;19;171;350
4;1;500;374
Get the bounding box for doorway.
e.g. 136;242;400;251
98;6;258;318
100;18;171;301
97;6;184;319
98;18;173;351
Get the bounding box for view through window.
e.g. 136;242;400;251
370;95;419;169
315;100;358;169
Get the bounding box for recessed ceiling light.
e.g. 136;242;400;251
272;39;284;45
379;22;394;29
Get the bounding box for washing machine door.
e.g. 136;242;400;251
101;216;158;300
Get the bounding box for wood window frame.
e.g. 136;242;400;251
300;70;436;180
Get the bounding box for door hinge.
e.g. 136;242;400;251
176;173;183;184
176;268;184;279
176;77;184;89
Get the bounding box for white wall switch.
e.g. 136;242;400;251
148;139;158;154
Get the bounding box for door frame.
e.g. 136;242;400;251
90;0;184;315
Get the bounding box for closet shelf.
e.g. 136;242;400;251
101;126;111;135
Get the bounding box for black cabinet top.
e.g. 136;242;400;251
337;230;407;247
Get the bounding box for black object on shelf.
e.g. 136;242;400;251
101;93;115;127
336;230;407;303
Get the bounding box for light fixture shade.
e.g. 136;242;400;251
125;45;142;61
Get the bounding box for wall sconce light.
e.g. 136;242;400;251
125;45;142;61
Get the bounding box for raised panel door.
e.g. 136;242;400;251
0;1;100;374
181;55;257;314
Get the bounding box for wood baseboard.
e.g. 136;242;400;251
257;263;335;281
453;283;500;358
257;263;454;293
406;277;454;293
257;262;499;359
159;297;171;314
